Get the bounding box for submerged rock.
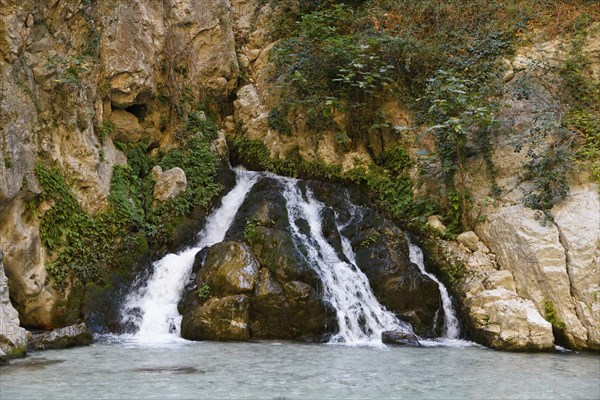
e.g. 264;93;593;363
30;323;93;350
382;331;421;347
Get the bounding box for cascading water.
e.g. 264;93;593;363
407;237;460;339
121;169;260;343
280;178;412;345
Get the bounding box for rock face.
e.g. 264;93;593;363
476;191;600;350
0;252;29;361
30;322;93;350
422;237;555;351
0;0;239;331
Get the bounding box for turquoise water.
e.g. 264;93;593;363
1;341;598;399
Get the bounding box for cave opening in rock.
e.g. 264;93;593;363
125;104;148;122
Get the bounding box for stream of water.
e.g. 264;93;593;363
121;169;260;343
282;178;410;344
407;237;461;339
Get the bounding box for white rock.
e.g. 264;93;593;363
153;167;187;203
426;215;447;233
457;231;481;252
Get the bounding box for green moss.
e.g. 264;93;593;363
543;299;566;331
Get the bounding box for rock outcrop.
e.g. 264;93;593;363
179;178;442;341
0;252;29;362
29;322;93;350
422;237;555;351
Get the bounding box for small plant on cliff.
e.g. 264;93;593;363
196;284;212;300
244;217;261;244
543;299;566;331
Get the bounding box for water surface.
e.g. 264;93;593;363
1;341;598;399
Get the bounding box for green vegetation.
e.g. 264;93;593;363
561;24;600;184
543;299;566;331
196;284;212;300
425;69;499;230
45;55;90;85
231;137;437;229
32;163;145;285
244;217;261;244
263;0;598;232
96;121;114;141
33;112;222;287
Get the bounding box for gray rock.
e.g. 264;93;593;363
456;231;481;252
31;323;92;350
382;331;421;347
0;254;29;359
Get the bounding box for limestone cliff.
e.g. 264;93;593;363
1;0;598;352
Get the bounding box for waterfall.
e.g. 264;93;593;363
407;238;460;339
281;178;411;345
121;169;260;343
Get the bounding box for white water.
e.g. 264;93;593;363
121;169;260;343
281;178;411;345
407;238;460;339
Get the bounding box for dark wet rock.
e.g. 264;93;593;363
192;247;209;274
347;212;441;336
382;330;421;347
30;323;92;350
225;177;289;241
181;295;250;341
319;207;346;261
250;268;338;339
249;227;318;286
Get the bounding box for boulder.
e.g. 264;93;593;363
153;167;187;203
250;269;338;340
382;331;421;347
427;215;447;234
466;288;554;351
422;237;555;351
30;323;93;350
196;242;260;297
180;295;250;341
456;231;481;252
348;213;441;336
109;109;143;142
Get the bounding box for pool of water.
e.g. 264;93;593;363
1;340;598;399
